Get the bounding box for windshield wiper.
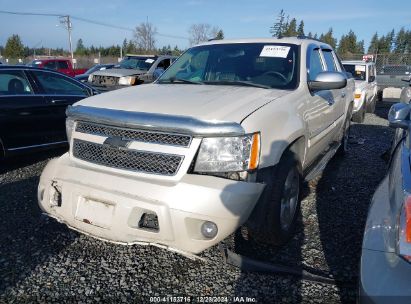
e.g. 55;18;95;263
158;78;203;84
203;80;271;89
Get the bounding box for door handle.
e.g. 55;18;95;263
341;91;346;98
50;99;66;104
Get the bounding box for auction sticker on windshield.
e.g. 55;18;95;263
260;45;290;58
145;59;155;63
355;65;366;72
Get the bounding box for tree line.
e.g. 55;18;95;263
0;22;224;59
270;9;411;56
2;14;410;59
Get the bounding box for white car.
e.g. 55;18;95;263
38;38;354;256
342;60;378;123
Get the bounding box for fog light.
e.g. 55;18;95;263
201;221;218;239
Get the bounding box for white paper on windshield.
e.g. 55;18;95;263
145;58;155;63
260;45;290;58
355;65;366;72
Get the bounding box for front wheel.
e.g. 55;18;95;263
247;151;301;246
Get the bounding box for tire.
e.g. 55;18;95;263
377;90;383;102
366;98;376;113
352;102;365;123
246;151;301;246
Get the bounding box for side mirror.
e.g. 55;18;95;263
388;102;410;129
308;72;347;91
368;75;375;83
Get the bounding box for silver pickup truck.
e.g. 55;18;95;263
88;54;176;91
38;37;354;256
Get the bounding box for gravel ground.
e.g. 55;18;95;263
0;102;395;303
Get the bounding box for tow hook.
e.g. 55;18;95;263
218;244;337;285
50;181;62;207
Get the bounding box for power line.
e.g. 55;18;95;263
0;10;189;40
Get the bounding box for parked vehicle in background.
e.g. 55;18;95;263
342;60;377;123
359;102;411;303
88;54;176;91
75;64;115;83
0;66;97;159
28;58;87;77
38;37;354;255
400;76;411;103
376;65;411;101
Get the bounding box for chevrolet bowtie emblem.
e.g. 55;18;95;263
103;137;130;149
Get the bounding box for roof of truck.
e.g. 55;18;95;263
197;36;332;48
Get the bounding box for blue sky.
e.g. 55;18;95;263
0;0;410;51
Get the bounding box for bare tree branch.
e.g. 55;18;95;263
134;21;157;52
188;23;221;46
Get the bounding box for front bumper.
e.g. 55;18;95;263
38;154;265;254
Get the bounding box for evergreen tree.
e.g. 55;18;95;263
297;21;305;36
394;28;408;53
4;34;24;58
321;28;337;49
75;38;86;55
270;9;285;38
368;32;379;54
215;30;224;40
283;18;298;36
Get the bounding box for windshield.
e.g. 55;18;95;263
343;64;366;81
117;56;155;70
158;43;299;89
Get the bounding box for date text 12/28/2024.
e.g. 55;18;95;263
149;296;257;303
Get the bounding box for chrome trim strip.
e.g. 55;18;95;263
7;141;67;151
67;105;245;136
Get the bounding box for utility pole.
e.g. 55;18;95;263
59;15;74;64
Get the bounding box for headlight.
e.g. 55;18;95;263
194;133;260;173
118;76;137;86
87;74;93;82
66;118;75;143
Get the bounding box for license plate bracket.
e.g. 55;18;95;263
75;197;114;229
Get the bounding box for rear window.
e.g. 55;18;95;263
57;61;69;69
343;64;366;81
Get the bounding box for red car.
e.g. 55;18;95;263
28;58;87;77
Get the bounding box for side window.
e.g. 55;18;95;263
44;61;57;70
0;70;33;95
32;71;87;96
57;61;69;69
322;50;337;71
157;59;171;70
308;49;324;80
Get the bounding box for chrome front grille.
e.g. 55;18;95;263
76;121;192;147
72;139;183;176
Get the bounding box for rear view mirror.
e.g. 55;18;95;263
388;102;410;129
308;72;347;91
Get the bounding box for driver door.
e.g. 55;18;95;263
305;47;339;164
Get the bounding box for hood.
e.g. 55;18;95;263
75;83;291;123
354;80;368;91
92;68;146;77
